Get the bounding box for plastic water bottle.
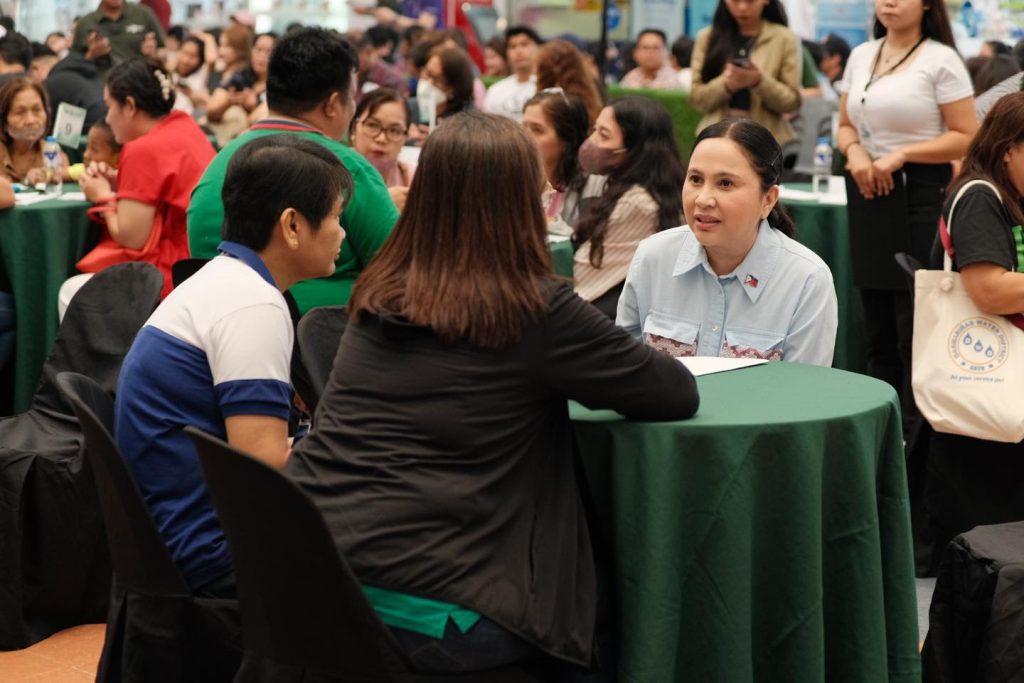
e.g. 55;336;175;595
812;137;832;193
43;136;62;196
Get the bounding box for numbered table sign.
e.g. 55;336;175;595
53;103;87;149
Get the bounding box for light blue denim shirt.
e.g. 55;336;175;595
617;221;838;366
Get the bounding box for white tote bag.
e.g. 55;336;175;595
911;179;1024;444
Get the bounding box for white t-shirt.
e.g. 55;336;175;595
482;74;537;121
839;39;972;157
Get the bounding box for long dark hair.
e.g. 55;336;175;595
700;0;788;84
523;89;589;193
951;91;1024;228
431;45;475;118
692;118;795;238
573;97;685;267
348;112;552;349
872;0;956;49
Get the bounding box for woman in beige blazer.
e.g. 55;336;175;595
690;0;802;144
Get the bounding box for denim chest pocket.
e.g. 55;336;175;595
642;311;701;357
722;327;785;361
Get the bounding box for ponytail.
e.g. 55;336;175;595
768;203;796;239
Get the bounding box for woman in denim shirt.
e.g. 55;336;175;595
618;118;838;366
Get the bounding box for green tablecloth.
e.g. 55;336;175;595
782;190;865;373
572;361;920;683
549;236;573;279
0;187;93;413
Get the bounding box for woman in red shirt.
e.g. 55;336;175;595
59;59;216;316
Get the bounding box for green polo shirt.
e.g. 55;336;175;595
187;120;399;313
71;4;165;66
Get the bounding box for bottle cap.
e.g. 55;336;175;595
45;135;57;143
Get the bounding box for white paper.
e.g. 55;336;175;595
53;102;87;148
678;356;768;377
14;192;53;206
397;145;421;167
57;192;87;201
547;233;571;243
778;186;819;202
779;178;847;206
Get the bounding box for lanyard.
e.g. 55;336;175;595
861;36;926;106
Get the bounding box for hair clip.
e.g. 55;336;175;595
153;68;173;101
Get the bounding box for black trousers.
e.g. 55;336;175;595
919;433;1024;576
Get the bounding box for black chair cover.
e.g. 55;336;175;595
293;306;348;414
923;521;1024;683
56;372;242;681
0;263;162;649
187;428;543;683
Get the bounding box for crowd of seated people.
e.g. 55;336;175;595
4;0;1024;675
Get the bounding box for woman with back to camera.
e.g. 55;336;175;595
349;87;414;210
619;118;838;366
837;0;975;473
573;96;685;318
522;88;605;233
917;93;1024;574
61;59;215;314
690;0;802;144
286;111;698;677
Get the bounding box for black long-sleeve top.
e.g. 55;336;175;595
286;282;699;666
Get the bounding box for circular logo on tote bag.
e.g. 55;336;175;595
948;318;1009;373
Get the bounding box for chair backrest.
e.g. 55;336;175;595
791;97;839;177
294;306;348;413
186;427;410;681
33;262;164;416
56;371;190;596
171;258;209;287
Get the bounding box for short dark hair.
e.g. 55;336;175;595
802;39;824;69
506;25;542;45
671;35;693;68
167;25;186;43
222;135;354;250
106;59;175;117
0;32;31;70
31;41;56;59
366;25;398;50
636;28;667;46
267;27;358;117
90;120;122;152
822;34;850;67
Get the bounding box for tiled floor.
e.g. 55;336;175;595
0;624;104;682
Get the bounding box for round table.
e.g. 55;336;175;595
571;361;920;683
0;187;93;413
782;188;866;374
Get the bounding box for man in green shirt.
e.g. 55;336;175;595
188;27;398;313
71;0;164;68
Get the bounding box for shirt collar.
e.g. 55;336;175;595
218;240;277;288
673;220;781;303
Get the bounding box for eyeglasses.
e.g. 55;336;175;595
359;118;407;143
